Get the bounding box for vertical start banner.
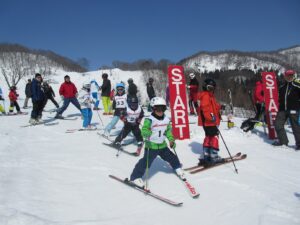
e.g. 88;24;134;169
262;72;279;139
168;65;190;140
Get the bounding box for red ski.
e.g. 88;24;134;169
109;175;183;207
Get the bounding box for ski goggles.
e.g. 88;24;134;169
117;88;124;92
154;105;166;112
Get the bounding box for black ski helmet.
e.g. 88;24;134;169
102;73;108;79
203;78;216;91
128;78;133;84
127;96;139;110
148;77;154;83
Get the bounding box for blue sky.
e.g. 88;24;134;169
0;0;299;70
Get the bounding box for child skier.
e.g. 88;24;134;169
78;83;93;129
111;96;144;156
8;86;22;114
0;86;6;115
197;78;224;167
103;83;127;137
129;97;185;188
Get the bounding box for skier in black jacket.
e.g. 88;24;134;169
273;70;300;150
43;82;59;109
146;77;156;111
23;79;32;108
100;73;112;115
127;78;138;98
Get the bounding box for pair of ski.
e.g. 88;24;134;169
109;174;199;207
2;112;28;116
21;120;59;127
99;132;141;157
184;152;247;174
48;116;78;121
66;127;98;133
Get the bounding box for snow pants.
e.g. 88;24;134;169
31;100;44;119
9;100;20;113
275;110;300;146
0;103;5;113
81;108;93;128
114;123;143;146
43;96;59;108
104;115;119;134
23;97;31;108
202;126;221;163
130;147;181;181
57;97;81;116
102;96;112;113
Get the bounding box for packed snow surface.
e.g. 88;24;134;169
0;69;299;225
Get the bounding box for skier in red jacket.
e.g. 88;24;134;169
187;73;199;115
197;78;224;167
55;75;81;119
8;86;22;114
253;80;265;120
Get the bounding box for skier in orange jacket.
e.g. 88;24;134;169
197;78;224;167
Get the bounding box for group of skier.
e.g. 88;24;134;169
0;68;299;189
239;69;300;150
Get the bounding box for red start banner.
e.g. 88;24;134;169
262;72;279;139
168;65;190;140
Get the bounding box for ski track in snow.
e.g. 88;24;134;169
0;70;300;225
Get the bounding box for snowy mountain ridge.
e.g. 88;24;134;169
179;46;300;74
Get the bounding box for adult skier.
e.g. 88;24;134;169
103;83;127;137
29;73;45;124
90;79;101;110
55;75;81;119
129;97;185;188
100;73;112;115
43;82;59;109
187;73;199;115
273;70;300;150
78;83;94;129
23;79;32;109
197;78;224;166
241;79;265;132
111;96;144;155
146;77;156;112
127;78;138;99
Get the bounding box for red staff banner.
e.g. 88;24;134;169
262;72;279;139
168;65;190;140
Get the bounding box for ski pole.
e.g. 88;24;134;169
217;128;238;174
145;140;150;190
116;127;125;157
95;109;104;127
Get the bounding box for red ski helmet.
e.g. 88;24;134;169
284;70;295;77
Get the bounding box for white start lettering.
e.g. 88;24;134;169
169;66;189;139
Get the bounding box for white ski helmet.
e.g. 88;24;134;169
150;97;166;107
189;73;195;79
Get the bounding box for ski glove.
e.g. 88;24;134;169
120;116;127;123
170;141;176;149
136;118;142;124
